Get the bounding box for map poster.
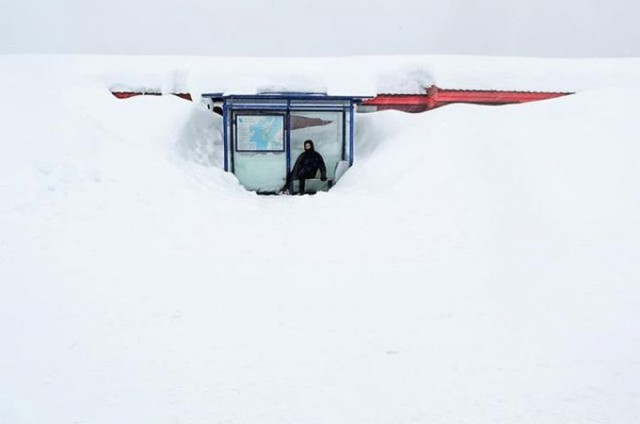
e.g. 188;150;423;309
236;115;284;152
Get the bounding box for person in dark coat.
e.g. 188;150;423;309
287;139;327;194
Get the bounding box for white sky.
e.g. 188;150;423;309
1;0;639;57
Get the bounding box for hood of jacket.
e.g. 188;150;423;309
304;140;315;151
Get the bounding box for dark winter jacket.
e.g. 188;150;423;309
291;141;327;180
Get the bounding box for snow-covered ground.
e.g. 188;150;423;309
1;55;639;423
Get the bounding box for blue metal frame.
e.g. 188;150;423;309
285;111;291;182
222;101;229;172
349;102;355;166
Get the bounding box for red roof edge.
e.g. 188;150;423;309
362;85;573;113
111;92;192;101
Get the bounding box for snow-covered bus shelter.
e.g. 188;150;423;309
202;92;367;194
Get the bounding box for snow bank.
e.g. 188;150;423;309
0;55;639;424
5;54;640;98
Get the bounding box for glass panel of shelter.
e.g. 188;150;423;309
232;112;287;193
289;111;345;181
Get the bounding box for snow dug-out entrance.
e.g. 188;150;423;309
202;93;368;195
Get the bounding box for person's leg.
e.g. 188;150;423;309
299;178;306;195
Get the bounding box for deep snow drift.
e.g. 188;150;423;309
0;55;639;423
